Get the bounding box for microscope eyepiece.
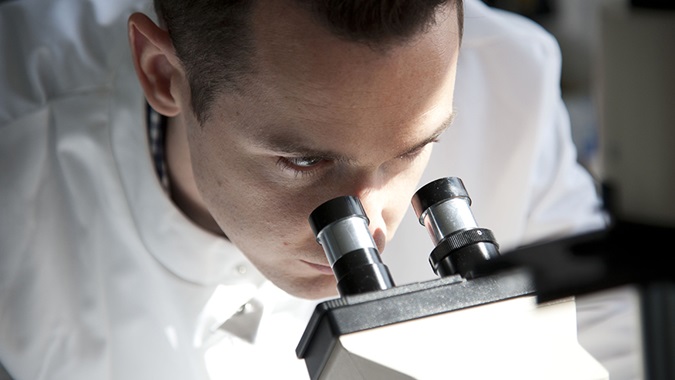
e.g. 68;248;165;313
309;196;369;237
412;177;500;278
310;196;395;296
412;177;471;224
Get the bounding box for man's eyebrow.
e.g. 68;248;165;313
256;134;346;160
396;111;456;158
257;110;456;160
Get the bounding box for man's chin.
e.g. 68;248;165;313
283;275;340;300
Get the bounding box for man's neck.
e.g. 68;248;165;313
165;116;226;237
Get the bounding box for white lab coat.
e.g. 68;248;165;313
0;0;635;379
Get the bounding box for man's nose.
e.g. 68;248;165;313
352;185;388;254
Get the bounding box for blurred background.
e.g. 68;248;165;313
482;0;674;197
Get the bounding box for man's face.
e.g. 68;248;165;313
178;1;460;299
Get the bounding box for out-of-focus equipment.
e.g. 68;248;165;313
297;177;608;379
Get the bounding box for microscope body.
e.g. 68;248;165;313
297;272;607;380
297;177;608;380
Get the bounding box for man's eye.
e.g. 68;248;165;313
276;156;326;177
285;156;323;168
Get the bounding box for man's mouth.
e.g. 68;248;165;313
301;260;334;275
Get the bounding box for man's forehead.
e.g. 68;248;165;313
207;0;461;162
249;0;460;80
249;40;457;118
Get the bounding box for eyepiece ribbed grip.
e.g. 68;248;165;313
412;177;471;223
309;196;368;237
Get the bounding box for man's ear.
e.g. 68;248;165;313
128;12;184;117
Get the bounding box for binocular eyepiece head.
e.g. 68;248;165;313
309;177;500;296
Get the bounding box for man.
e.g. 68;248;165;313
0;0;609;379
128;0;463;301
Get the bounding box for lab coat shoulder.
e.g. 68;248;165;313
461;5;607;243
0;2;155;379
461;0;563;103
0;0;151;273
439;1;604;249
0;0;148;124
462;0;561;60
388;2;604;284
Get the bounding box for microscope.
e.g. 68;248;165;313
295;177;609;379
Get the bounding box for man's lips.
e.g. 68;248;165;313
301;260;334;275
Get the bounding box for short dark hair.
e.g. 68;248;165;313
153;0;464;124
